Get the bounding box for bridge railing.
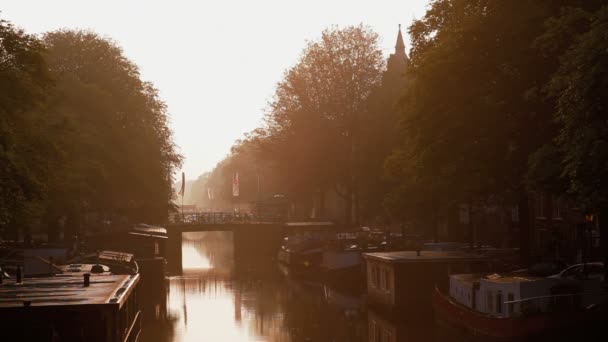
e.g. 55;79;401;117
170;212;285;225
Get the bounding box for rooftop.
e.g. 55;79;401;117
450;273;483;284
482;274;545;283
285;221;334;227
0;273;138;308
132;224;167;235
363;250;489;263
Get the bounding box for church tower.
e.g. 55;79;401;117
386;24;409;74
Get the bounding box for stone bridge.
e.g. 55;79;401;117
165;220;335;273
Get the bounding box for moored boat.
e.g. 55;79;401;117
433;273;607;339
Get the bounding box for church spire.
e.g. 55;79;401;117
395;24;406;56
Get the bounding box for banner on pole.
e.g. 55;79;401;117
232;172;239;197
179;172;185;196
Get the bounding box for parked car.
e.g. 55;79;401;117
549;262;605;281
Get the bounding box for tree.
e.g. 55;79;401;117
387;0;569;259
544;4;608;275
41;30;182;237
260;25;384;225
0;18;53;239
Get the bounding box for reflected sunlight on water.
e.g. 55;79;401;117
142;231;368;342
168;275;283;342
182;245;212;270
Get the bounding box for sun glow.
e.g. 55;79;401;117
182;246;212;270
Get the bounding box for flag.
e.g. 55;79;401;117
232;172;239;197
179;172;185;196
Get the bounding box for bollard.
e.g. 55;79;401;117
84;273;91;287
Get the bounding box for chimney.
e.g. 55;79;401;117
84;273;91;287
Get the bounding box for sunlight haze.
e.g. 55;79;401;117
2;0;429;179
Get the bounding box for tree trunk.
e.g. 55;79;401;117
518;190;531;267
344;185;353;226
47;215;61;243
318;187;326;220
468;201;474;250
432;193;439;243
600;206;608;282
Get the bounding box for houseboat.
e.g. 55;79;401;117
277;233;326;269
0;272;141;341
363;251;493;310
433;272;607;339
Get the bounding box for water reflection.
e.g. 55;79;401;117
141;232;370;341
138;232;604;342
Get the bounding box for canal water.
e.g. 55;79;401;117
136;232;602;342
139;231;384;342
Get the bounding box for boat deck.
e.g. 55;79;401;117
0;274;136;308
363;250;489;263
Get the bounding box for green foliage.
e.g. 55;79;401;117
42;30;182;225
386;0;565;226
1;21;181;239
547;5;608;210
0;19;52;231
198;25;385;222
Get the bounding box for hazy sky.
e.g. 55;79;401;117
2;0;429;180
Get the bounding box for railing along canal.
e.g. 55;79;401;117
171;212;284;225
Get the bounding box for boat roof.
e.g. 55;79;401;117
132;224;167;235
481;274;545;284
450;273;483;284
98;250;134;263
363;250;489;263
58;263;111;275
0;273;139;309
285;221;334;227
128;231;168;239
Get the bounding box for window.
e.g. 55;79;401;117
371;264;380;289
381;268;391;292
507;293;514;315
535;193;545;218
496;291;503;314
511;206;519;222
369;320;377;342
487;292;494;312
552;196;562;219
383;330;392;342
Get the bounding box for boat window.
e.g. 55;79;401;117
487;291;493;312
369;320;376;341
496;291;503;314
382;268;391;292
383;329;392;342
371;264;380;289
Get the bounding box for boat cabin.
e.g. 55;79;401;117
128;225;168;259
449;273;562;317
0;273;141;341
363;251;492;309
